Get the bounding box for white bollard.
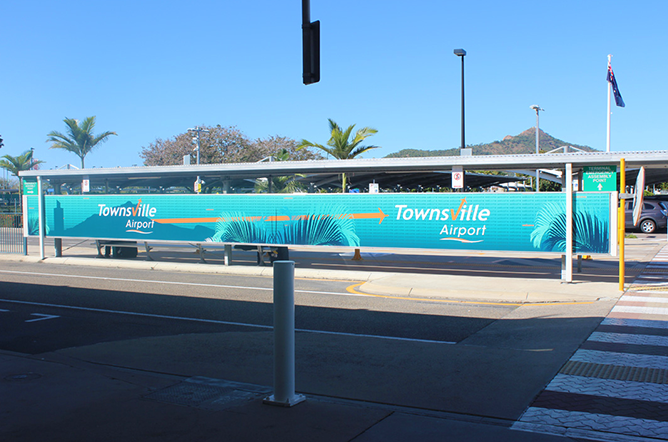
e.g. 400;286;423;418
263;261;305;407
224;244;232;266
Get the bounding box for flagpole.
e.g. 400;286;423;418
606;54;612;153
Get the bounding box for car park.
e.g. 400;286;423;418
625;200;668;233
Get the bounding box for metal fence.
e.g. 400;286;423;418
0;213;25;254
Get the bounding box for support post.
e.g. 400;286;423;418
37;176;45;260
264;261;305;407
460;53;465;153
21;193;28;255
607;55;612;153
277;246;289;261
54;181;63;257
563;163;573;282
224;244;232;266
619;158;626;291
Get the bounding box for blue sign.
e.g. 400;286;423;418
25;192;613;254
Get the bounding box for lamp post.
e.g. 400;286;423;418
454;49;466;154
188;126;210;194
530;105;544;192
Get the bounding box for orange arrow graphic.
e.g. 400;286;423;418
154;217;218;224
351;208;388;224
263;215;291;222
153;208;389;225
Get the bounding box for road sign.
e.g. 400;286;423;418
583;165;617;191
23;180;38;195
452;166;464;189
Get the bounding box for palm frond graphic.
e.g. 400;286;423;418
530;203;609;253
28;214;41;236
211;206;360;247
273;206;360;246
212;212;269;244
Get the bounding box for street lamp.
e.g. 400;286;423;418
454;49;466;155
188;126;210;194
530;105;544;192
529;105;544;154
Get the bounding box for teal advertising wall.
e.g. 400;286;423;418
25;192;614;254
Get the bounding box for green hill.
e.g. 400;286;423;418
385;128;597;158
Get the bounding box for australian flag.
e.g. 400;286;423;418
607;63;625;107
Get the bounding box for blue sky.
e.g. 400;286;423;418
1;0;666;170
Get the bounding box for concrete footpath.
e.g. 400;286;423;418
1;237;666;441
5;236;663;303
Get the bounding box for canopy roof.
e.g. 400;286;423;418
20;150;668;191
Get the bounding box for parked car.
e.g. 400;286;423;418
644;195;668;204
625;200;668;233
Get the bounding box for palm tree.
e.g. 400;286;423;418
46;116;117;168
0;150;45;201
255;174;304;194
254;149;305;193
298;119;379;192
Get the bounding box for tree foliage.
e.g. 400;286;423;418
252;135;322;162
254;149;306;193
298;119;379;160
139;126;322;167
46;116;117;168
0;150;45;177
540;179;562;192
298;119;379;191
0;176;16;189
0;150;45;199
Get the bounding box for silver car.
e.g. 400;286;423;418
625;200;668;233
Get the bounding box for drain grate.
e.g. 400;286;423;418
628;285;668;292
144;377;271;411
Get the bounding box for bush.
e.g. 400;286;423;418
0;214;22;228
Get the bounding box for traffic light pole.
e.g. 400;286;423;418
302;0;320;85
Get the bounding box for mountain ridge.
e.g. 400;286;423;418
385;128;597;158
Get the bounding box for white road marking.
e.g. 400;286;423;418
0;269;363;297
0;298;455;345
25;313;60;323
588;331;668;347
620;295;668;303
602;317;668;330
612;305;668;315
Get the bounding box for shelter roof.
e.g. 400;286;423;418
20;151;668;190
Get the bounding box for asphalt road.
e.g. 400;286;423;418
0;258;619;422
0;261;512;354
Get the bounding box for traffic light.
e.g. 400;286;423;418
0;134;4;149
302;20;320;84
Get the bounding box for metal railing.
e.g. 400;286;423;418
0;213;25;254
